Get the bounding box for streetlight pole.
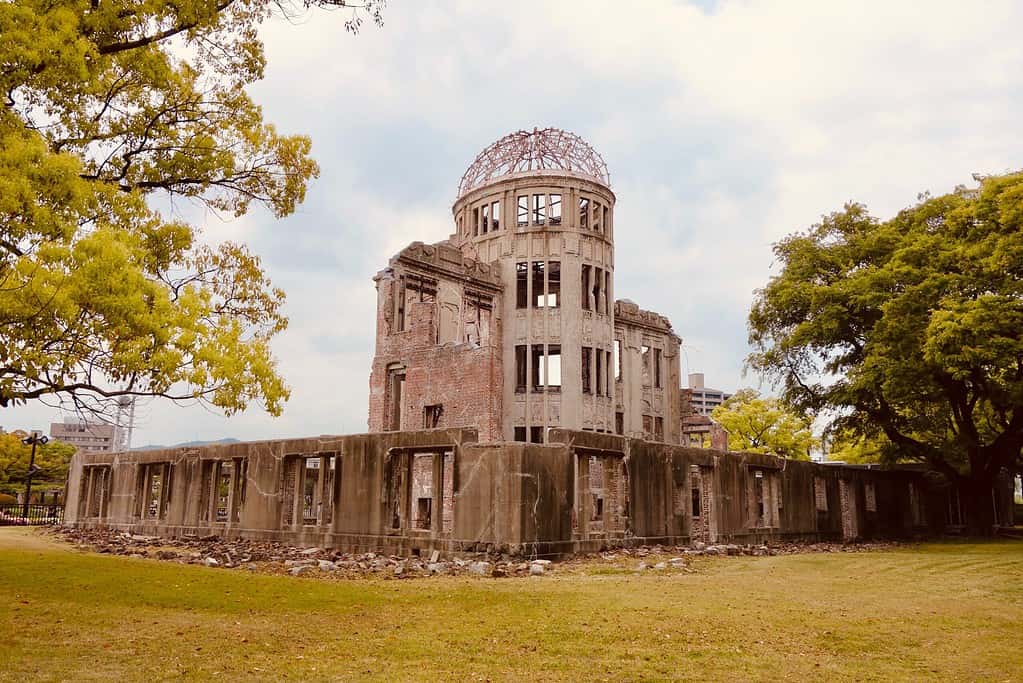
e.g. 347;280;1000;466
21;431;48;519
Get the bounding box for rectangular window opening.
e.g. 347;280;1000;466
582;347;592;394
581;265;591;311
423;404;443;429
217;461;234;523
530;426;544;444
595;347;604;397
614;339;622;382
517;196;529;227
532;261;546;308
654;348;662;389
515;345;527;393
491;201;500;231
579;197;589;229
548;261;560;308
516;262;528;309
533;194;546;225
641;345;652;387
302;458;320;525
481;203;489;234
549;194;562;225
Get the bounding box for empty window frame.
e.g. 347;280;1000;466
601;351;609;394
531;344;561;391
516;262;528;309
137;462;171;520
481;203;490;234
531;261;545;308
397;274;437;332
579;197;589;229
691;469;702;518
516;425;547;444
654;416;663;442
604;271;612;315
549;194;562;225
423;404;443;428
603;206;609;237
592;267;604;314
615;412;624;435
533;193;546;225
547;261;560;308
472;207;479;237
642;414;653;439
592;200;602;233
641;345;652;386
216;460;234;522
80;465;112;519
581;265;591;311
752;469;766;527
654;348;662;389
595;347;604;397
410;453;434;530
491;201;500;231
386;368;405;431
614;339;622;382
463;291;492;345
517;195;529;227
582;347;592;394
515;344;527;393
281;454;336;528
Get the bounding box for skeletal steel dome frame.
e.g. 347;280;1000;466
457;127;610;198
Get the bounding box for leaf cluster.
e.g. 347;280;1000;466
0;1;381;417
710;388;817;460
749;174;1023;481
0;431;77;493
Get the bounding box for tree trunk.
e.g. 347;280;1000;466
961;473;997;536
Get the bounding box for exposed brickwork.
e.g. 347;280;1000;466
368;242;503;441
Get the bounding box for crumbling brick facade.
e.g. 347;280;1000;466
368;242;503;441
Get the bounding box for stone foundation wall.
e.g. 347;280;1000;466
65;428;1004;557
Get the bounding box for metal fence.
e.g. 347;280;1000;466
0;504;64;526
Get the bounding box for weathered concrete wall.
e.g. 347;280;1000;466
66;428;1007;557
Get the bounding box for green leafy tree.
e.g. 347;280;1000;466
825;427;892;464
710;389;817;460
749;173;1023;532
0;431;77;496
0;0;382;419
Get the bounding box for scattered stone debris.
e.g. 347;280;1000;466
45;527;909;582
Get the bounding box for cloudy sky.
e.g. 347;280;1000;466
9;0;1023;446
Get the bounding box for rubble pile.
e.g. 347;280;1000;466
48;527;562;579
48;527;907;580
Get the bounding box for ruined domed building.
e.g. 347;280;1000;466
62;129;1015;556
369;128;680;445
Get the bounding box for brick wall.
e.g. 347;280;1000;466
368;249;504;441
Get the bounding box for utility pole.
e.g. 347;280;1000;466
21;431;48;519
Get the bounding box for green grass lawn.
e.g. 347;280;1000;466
1;529;1020;681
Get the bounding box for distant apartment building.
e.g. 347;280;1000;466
685;373;732;416
50;418;124;454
